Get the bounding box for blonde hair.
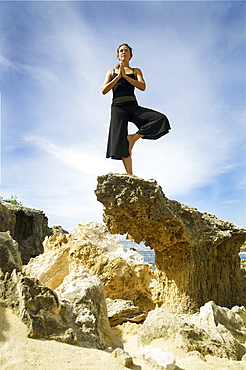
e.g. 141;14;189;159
115;43;133;69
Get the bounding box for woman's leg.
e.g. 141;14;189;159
127;133;144;155
106;105;130;159
122;155;133;174
130;105;171;139
122;133;143;174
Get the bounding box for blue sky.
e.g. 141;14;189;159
0;1;245;231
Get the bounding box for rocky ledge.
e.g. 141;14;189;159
95;173;246;313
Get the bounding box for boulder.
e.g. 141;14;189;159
112;347;133;368
24;222;155;311
95;173;246;313
0;201;52;264
138;302;246;360
199;301;246;345
140;348;176;370
0;268;122;350
24;233;70;290
56;267;122;350
106;298;147;326
0;231;22;273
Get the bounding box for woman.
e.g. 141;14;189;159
102;43;171;175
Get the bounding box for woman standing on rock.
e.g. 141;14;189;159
102;43;171;175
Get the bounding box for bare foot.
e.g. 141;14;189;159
127;134;143;156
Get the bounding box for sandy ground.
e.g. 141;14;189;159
1;306;246;370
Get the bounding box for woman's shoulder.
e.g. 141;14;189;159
133;67;143;74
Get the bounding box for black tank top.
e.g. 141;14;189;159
112;71;137;104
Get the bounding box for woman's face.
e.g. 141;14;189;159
118;45;132;62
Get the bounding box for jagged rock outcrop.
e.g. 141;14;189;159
24;222;154;311
95;173;246;313
0;268;122;350
138;301;246;361
0;231;22;273
0;201;52;264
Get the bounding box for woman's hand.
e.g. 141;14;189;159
101;68;121;95
119;62;125;77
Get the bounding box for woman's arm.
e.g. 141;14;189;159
122;66;146;91
101;69;121;95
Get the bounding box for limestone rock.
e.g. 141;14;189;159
51;225;69;235
112;347;133;368
138;302;246;360
106;298;147;326
0;201;52;264
24;233;70;290
24;222;155;311
0;231;22;273
0;269;66;340
56;267;122;350
95;173;246;313
200;301;246;344
140;348;176;370
0;268;122;350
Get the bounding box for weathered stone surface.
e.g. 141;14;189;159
24;222;155;311
112;347;133;368
56;267;122;350
106;298;147;326
95;173;246;313
0;231;22;273
138;302;246;360
140;348;176;370
51;225;69;234
0;268;122;350
200;301;246;344
24;233;70;290
0;269;66;340
0;201;52;264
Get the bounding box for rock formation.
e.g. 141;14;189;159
95;173;246;313
140;348;176;370
106;298;147;326
0;268;121;350
138;301;246;361
0;231;22;274
0;218;122;351
24;222;154;311
0;201;52;264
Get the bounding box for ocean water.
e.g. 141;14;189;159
118;237;246;266
118;238;155;267
239;252;246;260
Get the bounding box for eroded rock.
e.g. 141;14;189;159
0;231;22;273
24;222;155;311
106;298;147;326
0;268;122;350
112;347;133;368
56;267;122;350
138;302;246;360
95;173;246;313
140;348;176;370
0;201;52;264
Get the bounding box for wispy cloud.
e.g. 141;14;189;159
0;1;244;228
25;136;111;176
0;54;61;88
